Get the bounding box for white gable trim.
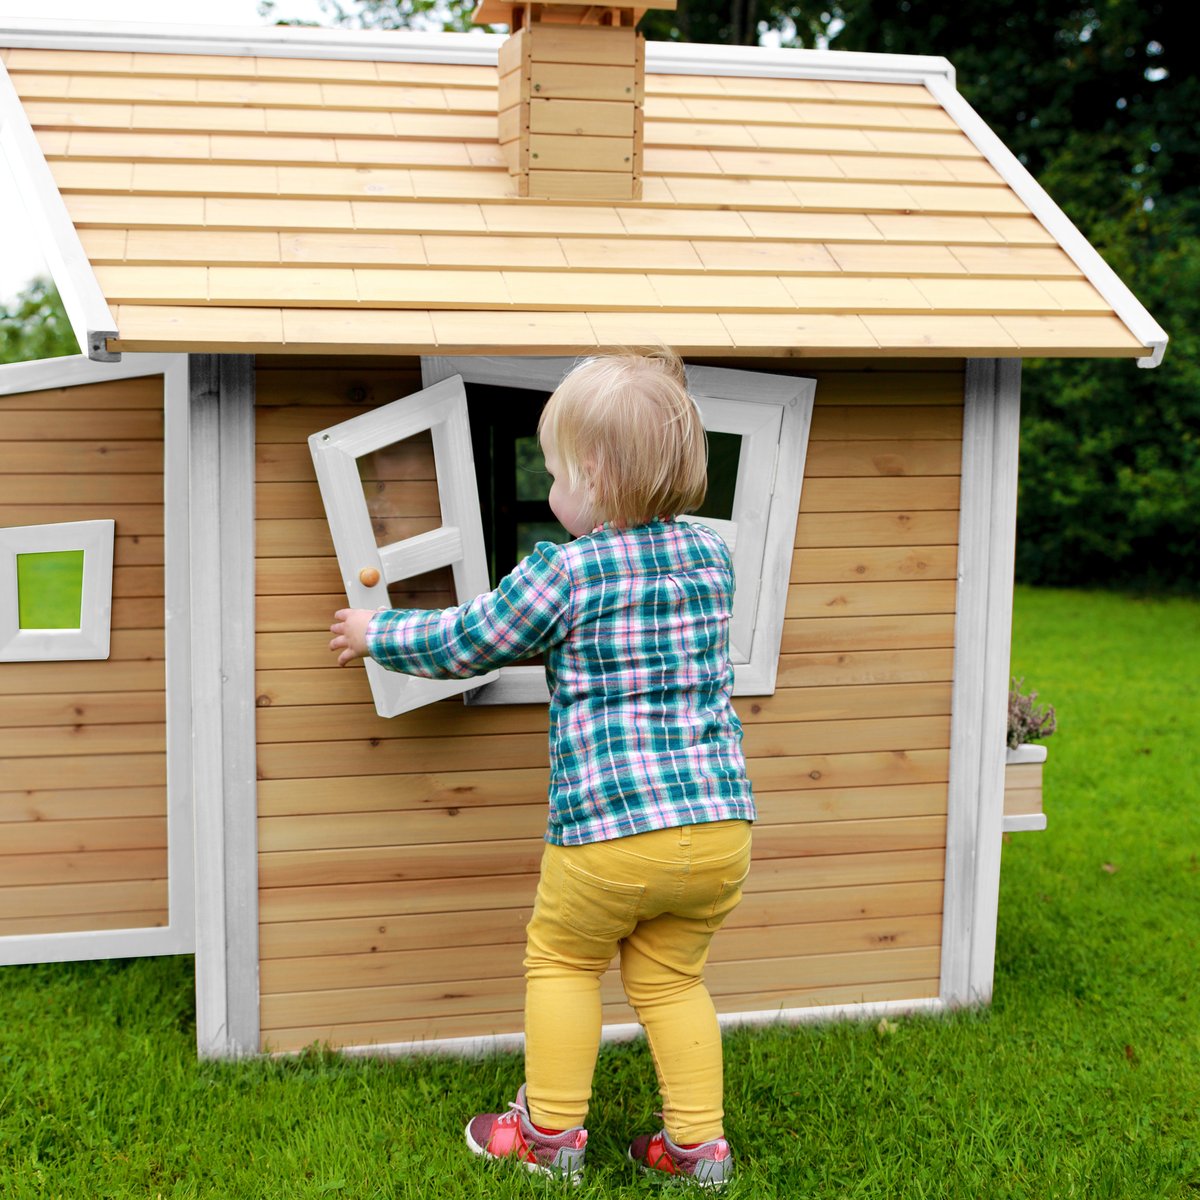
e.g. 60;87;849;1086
0;60;118;362
925;76;1166;369
0;18;952;84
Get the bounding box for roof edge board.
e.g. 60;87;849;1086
0;17;953;84
926;75;1166;369
0;59;119;362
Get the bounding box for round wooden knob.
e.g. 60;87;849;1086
358;566;381;588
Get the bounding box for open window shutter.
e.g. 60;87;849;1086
308;375;497;718
680;390;783;665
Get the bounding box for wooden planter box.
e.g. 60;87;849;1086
1003;744;1048;832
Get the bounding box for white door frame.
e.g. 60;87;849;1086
0;352;194;965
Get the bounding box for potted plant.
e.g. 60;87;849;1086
1004;678;1057;832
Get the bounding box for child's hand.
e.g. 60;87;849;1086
329;608;375;667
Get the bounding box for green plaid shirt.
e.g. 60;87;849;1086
367;519;754;845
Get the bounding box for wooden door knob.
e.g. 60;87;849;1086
359;567;381;587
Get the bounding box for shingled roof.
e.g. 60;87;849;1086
0;20;1166;363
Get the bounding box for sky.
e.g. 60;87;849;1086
0;0;328;308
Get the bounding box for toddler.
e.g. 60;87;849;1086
329;350;754;1188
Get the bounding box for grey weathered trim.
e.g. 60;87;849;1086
162;355;197;963
941;358;1021;1007
189;354;260;1058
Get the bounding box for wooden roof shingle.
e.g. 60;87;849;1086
0;26;1165;362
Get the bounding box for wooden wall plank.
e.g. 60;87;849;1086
4;754;167;793
259;943;940;1028
795;510;959;547
0;785;166;823
774;648;953;687
0;690;166;729
0;909;168;937
260;910;944;994
258;876;943;959
1;817;167;856
789;544;959;583
256;766;550;817
0;848;169;888
261;976;941;1050
785;580;957;618
257;732;549;780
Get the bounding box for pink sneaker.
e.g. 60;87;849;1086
465;1084;587;1184
628;1128;734;1189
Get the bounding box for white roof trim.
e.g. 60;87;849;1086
925;76;1166;368
0;17;952;84
0;58;118;362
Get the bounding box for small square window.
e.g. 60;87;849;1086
0;521;115;661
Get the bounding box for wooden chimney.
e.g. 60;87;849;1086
475;0;674;200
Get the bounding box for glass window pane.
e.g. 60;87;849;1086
17;549;85;629
515;436;552;502
693;431;741;521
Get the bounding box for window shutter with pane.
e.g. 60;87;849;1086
308;375;497;717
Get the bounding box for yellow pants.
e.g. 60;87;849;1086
523;819;752;1145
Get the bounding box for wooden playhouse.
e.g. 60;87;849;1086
0;14;1164;1059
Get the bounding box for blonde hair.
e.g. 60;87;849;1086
539;349;707;529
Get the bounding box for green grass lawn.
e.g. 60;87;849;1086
2;587;1197;1198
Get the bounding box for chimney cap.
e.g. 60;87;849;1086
473;0;676;25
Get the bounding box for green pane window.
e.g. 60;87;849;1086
693;431;742;522
17;549;85;630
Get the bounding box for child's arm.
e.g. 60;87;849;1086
328;542;571;679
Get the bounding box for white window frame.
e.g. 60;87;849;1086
309;374;499;718
421;356;814;700
0;519;115;660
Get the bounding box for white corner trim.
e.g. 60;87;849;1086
0;352;194;968
0;17;954;85
189;354;260;1059
924;75;1167;369
0;60;118;362
280;996;947;1059
941;359;1022;1009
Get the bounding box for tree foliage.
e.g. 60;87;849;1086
266;0;1194;589
824;0;1197;591
0;277;78;365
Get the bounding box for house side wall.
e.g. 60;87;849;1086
0;375;168;936
253;357;962;1053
